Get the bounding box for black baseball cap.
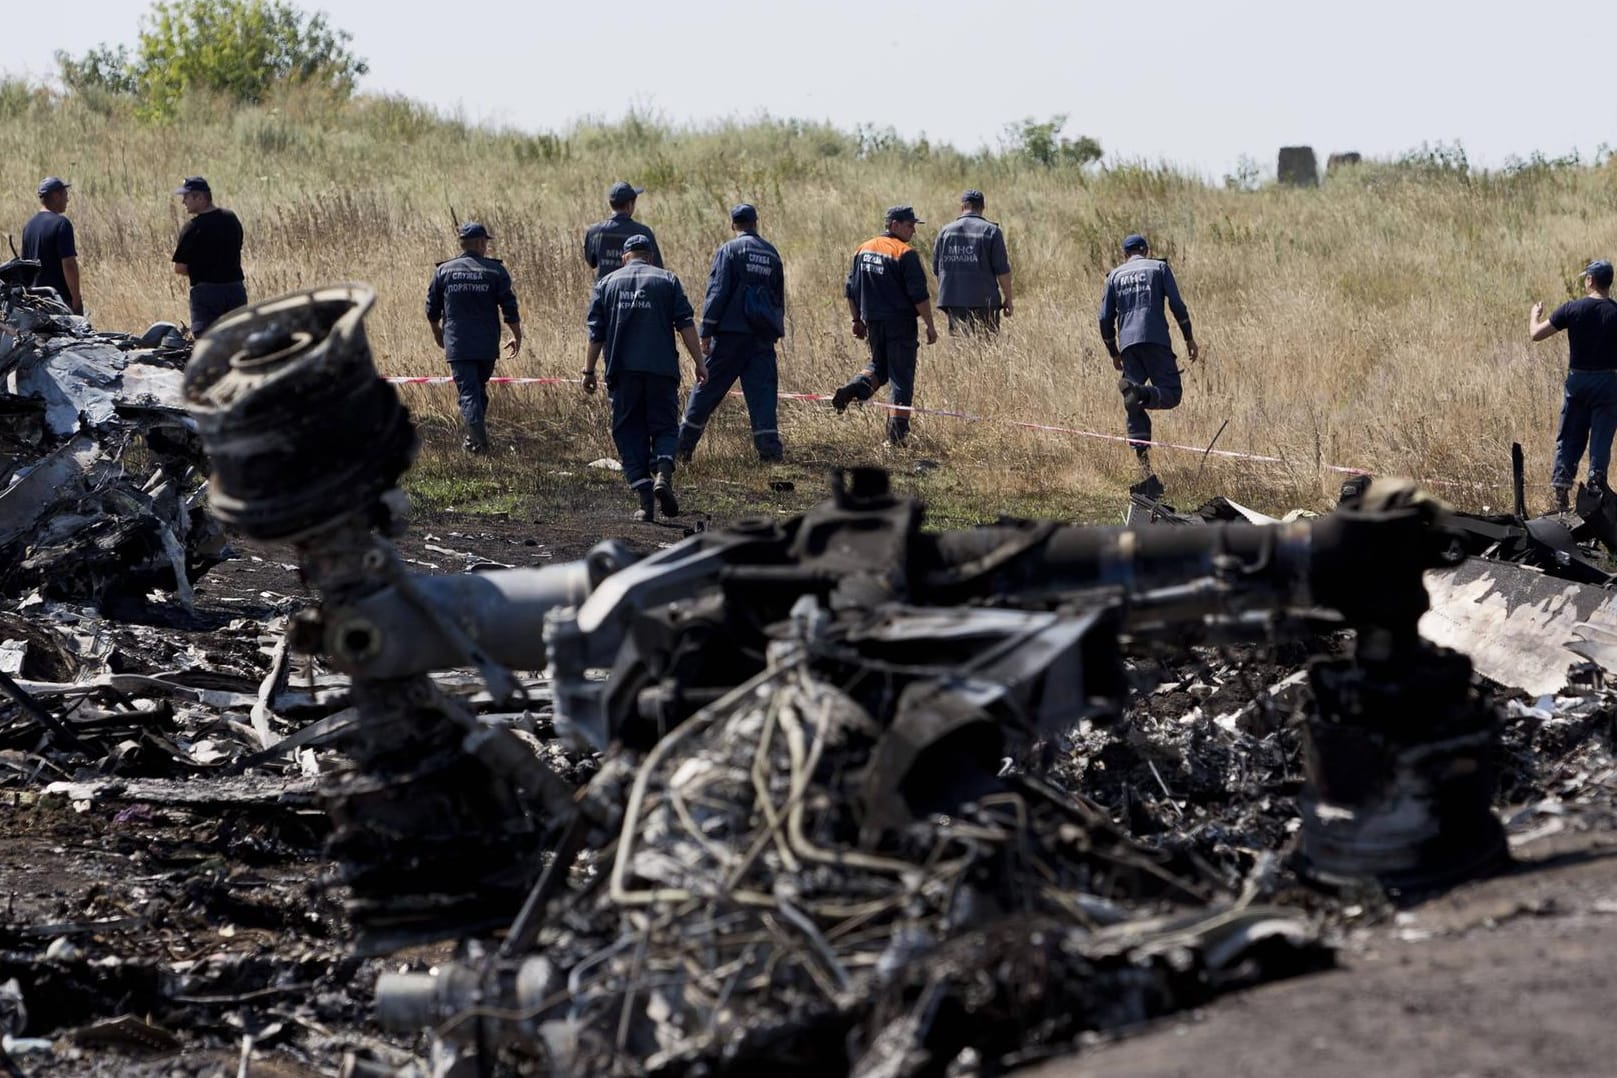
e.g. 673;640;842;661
886;204;923;224
622;233;653;252
608;181;645;204
1581;259;1614;287
174;176;211;196
37;176;69;197
459;222;490;240
961;189;985;203
1122;233;1149;252
730;203;758;223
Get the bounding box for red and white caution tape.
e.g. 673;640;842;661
384;376;1471;483
386;376;583;386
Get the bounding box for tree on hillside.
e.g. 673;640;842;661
57;0;367;116
1003;116;1103;169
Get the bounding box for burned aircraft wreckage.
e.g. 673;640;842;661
185;286;1501;1074
0;257;222;608
6;281;1617;1074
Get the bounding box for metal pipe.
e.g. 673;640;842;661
323;562;593;677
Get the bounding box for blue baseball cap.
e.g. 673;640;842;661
960;189;985;204
1581;259;1614;287
622;233;653;252
608;180;645;204
174;176;211;196
1122;233;1149;252
730;203;757;223
459;222;490;240
886;204;923;224
37;176;69;197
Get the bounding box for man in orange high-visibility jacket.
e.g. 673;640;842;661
829;205;938;447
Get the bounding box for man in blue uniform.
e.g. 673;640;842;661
583;181;663;281
830;205;939;447
1530;258;1617;512
426;222;522;453
933;189;1012;336
584;234;708;521
675;203;786;463
21;177;82;314
1098;233;1199;481
171;176;247;335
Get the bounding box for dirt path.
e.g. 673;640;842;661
1031;834;1617;1078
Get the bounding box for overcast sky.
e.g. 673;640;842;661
5;0;1600;179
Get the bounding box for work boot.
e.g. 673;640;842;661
1553;486;1571;514
654;460;680;517
463;420;489;454
1118;376;1149;411
831;382;862;414
633;485;656;522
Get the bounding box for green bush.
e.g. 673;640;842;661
55;45;140;96
1004;115;1102;168
55;0;367;119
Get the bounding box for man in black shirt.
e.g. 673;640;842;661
21;176;81;314
171;176;247;335
1530;258;1617;511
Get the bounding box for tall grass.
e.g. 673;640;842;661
2;79;1606;514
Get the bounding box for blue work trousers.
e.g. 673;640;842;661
942;306;1000;336
609;372;680;488
1120;342;1183;449
450;359;496;430
188;280;248;336
840;319;919;444
677;333;782;460
1552;369;1617;489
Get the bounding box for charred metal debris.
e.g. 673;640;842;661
0;257;224;609
192;286;1491;1074
4;283;1617;1074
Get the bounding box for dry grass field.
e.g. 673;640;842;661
4;81;1613;517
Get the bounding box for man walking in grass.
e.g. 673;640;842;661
584;234;708;521
1530;258;1617;513
1098;233;1199;487
171;176;247;335
583;181;663;281
933;189;1012;336
21;176;82;314
831;205;938;448
427;222;522;454
676;203;786;463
